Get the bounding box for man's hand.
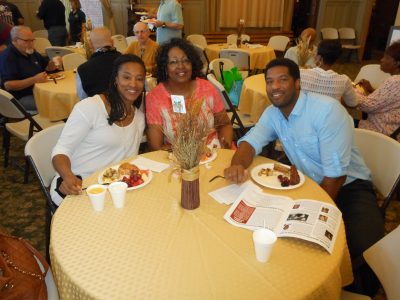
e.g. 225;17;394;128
59;174;82;196
33;72;48;83
224;165;249;184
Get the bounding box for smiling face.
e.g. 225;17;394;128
166;46;192;84
115;62;146;104
265;66;300;117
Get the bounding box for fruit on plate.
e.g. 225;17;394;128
121;169;149;188
200;147;213;162
276;165;301;187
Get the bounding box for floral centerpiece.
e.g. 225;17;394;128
296;35;313;68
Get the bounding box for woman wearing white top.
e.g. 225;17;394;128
51;54;146;206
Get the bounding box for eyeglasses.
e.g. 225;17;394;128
134;30;149;35
167;58;192;67
16;37;35;43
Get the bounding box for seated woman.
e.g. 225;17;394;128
300;39;358;107
146;38;233;150
50;54;146;206
357;41;400;140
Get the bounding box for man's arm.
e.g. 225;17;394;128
4;72;48;91
224;141;255;183
154;20;183;30
320;175;347;201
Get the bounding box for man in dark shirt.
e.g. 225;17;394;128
0;0;24;26
76;27;121;99
37;0;67;46
0;26;57;110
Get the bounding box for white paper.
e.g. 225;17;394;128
208;180;261;205
171;95;186;113
246;44;263;49
131;157;170;173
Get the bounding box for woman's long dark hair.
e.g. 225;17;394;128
155;38;203;83
107;54;146;125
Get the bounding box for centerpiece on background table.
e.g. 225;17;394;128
237;19;245;48
297;35;313;68
170;99;208;210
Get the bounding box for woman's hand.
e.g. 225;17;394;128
59;174;82;196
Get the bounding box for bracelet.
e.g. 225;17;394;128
162;22;166;28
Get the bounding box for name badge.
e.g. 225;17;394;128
171;95;186;114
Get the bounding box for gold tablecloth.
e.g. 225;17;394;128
239;73;271;122
50;150;352;300
205;44;276;70
33;70;79;121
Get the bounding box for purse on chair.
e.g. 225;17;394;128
0;232;49;300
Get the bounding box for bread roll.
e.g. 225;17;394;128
118;163;139;176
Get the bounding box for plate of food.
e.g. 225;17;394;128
47;73;65;81
199;147;217;165
98;162;153;190
250;163;305;190
135;11;148;15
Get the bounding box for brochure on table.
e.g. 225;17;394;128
224;188;341;254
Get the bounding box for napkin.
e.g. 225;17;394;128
209;180;262;205
131;156;170;173
246;44;263;49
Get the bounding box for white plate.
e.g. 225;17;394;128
97;163;153;191
142;18;157;24
47;74;65;81
135;11;148;15
250;163;305;190
199;151;217;165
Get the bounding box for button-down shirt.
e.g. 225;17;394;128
239;91;371;185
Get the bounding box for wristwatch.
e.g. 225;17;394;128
162;22;166;28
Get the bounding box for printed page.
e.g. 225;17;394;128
277;199;342;254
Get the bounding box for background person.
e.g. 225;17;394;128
51;54;146;206
0;0;24;26
68;0;85;44
146;38;233;151
37;0;68;46
284;27;317;68
154;0;183;45
0;20;11;52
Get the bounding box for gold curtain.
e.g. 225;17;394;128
99;0;117;35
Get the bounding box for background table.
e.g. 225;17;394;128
205;44;276;70
50;150;352;300
239;73;270;122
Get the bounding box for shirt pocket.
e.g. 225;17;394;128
297;135;320;162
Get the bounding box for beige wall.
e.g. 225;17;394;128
395;3;400;26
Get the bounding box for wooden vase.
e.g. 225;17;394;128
181;166;200;210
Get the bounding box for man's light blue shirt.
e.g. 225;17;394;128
239;91;371;185
76;72;88;100
156;0;183;45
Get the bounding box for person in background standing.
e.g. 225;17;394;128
0;0;24;26
68;0;85;44
154;0;183;45
37;0;68;46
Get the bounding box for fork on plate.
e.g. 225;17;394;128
209;175;225;182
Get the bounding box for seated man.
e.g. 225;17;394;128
0;25;57;110
76;26;120;100
125;21;159;74
284;27;317;68
224;58;384;297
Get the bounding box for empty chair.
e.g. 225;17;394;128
219;49;250;78
192;43;209;75
62;53;87;71
267;35;290;54
354;64;390;90
186;34;208;48
126;35;138;45
207;73;254;137
353;128;400;213
32;29;48;39
209;58;234;82
33;37;52;56
45;46;74;60
111;34;128;53
320;27;339;40
227;33;250;45
338;27;361;61
25;123;65;261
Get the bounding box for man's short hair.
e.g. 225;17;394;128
264;58;300;80
317;39;342;65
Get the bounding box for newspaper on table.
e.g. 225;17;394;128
224;188;342;254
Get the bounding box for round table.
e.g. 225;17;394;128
205;44;276;70
50;150;352;300
239;73;271;122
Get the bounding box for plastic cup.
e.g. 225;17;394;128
52;56;62;68
109;182;128;208
75;42;82;48
252;228;277;263
87;184;107;212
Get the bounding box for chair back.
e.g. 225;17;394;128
126;35;138;45
267;35;290;52
219;49;250;73
111;34;128;53
320;27;339;40
338;27;356;40
353;64;390;90
0;89;26;119
45;46;74;60
187;34;207;48
62;53;87;70
363;225;400;300
32;30;48;39
33;37;52;56
354;128;400;212
209;58;234;81
192;43;209;75
227;34;237;45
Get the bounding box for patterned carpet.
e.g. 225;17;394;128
1;53;399;299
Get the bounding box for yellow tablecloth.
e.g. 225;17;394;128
205;44;276;70
33;70;79;121
50;150;352;300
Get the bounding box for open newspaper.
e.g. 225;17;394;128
224;189;342;254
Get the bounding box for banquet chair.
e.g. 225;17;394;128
341;225;400;300
226;34;250;45
0;89;62;183
219;49;250;78
62;53;87;71
192;43;209;75
45;46;74;60
338;27;361;61
207;73;254;138
353;128;400;214
320;27;339;40
32;29;48;39
267;35;290;56
209;58;234;82
187;34;208;48
353;64;390;90
126;35;138;45
111;34;128;53
25;123;65;262
33;37;52;56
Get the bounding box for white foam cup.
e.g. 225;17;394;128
109;182;128;208
252;228;277;263
87;184;107;212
